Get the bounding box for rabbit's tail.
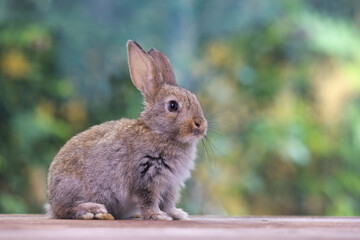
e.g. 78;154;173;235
44;203;54;218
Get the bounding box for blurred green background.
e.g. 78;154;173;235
1;0;360;216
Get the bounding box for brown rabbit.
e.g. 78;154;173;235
47;40;207;220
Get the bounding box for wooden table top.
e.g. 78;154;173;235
0;214;359;240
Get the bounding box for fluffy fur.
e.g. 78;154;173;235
47;40;207;220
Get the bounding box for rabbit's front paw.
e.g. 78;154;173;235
143;211;172;221
167;208;189;220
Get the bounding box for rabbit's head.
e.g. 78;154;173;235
127;40;207;144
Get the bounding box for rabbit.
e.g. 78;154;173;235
46;40;207;220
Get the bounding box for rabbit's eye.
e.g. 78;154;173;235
168;100;179;112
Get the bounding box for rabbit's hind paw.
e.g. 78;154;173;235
74;202;114;220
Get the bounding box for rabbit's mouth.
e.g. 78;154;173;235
193;128;206;138
176;128;206;144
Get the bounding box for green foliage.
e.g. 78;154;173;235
1;0;360;216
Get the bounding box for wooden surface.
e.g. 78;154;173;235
0;214;359;240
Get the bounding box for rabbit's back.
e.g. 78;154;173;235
47;119;140;219
48;120;121;176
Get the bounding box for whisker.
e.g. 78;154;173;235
204;110;233;134
205;135;218;155
205;137;218;167
207;120;221;126
199;135;218;165
208;129;222;135
205;110;232;122
206;121;223;136
201;138;210;162
205;110;229;120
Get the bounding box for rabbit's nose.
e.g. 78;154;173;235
192;117;207;136
194;120;201;128
193;117;206;130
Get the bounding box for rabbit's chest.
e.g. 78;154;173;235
138;154;172;178
136;149;196;184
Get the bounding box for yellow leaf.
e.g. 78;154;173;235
0;51;29;79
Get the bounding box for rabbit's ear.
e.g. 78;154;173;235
127;40;163;98
147;48;177;86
